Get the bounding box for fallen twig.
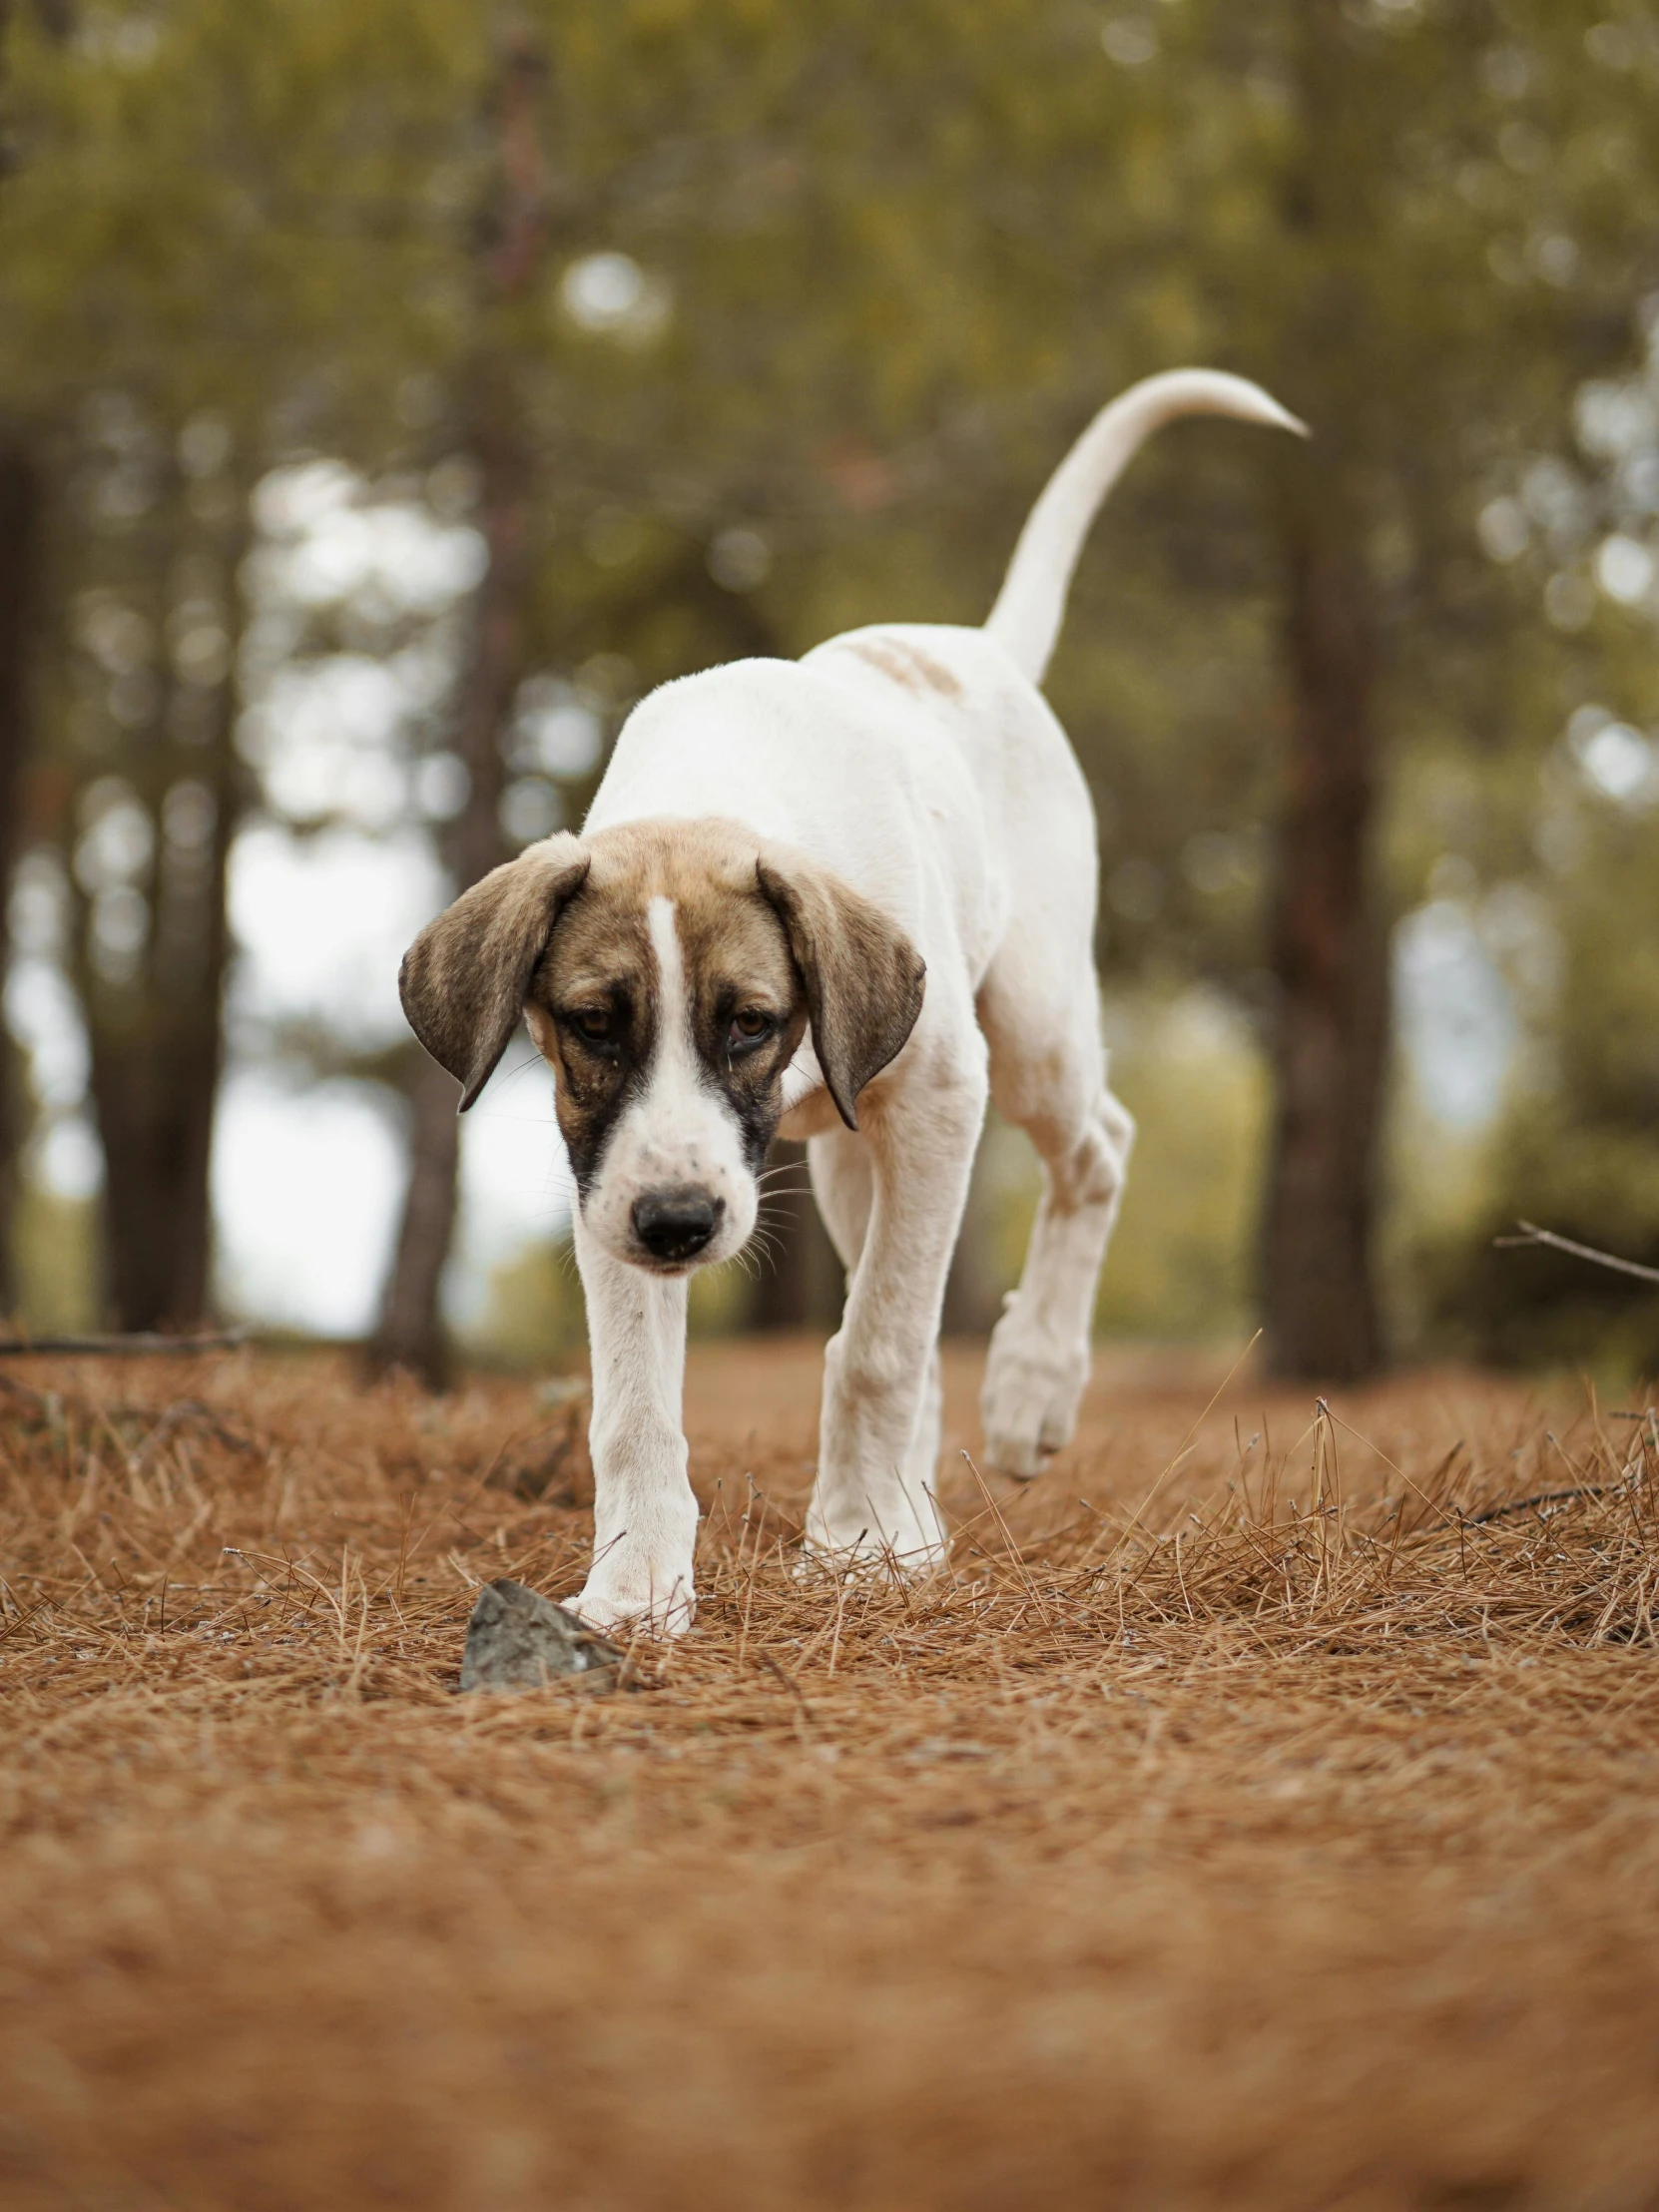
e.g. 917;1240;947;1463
0;1330;252;1360
1494;1221;1659;1287
1466;1484;1615;1527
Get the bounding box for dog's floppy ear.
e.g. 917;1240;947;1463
399;833;590;1111
757;845;925;1130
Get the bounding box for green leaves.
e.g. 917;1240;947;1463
3;0;1656;1352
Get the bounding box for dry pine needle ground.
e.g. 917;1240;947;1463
1;1337;1658;2212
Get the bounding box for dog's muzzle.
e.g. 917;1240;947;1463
631;1188;725;1265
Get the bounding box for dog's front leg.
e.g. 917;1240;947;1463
806;1067;985;1571
565;1211;699;1635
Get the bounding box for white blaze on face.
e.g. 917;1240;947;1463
580;894;760;1271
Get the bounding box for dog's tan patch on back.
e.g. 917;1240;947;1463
903;645;965;701
847;637;964;703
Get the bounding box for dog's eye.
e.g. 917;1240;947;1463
570;1008;614;1045
727;1009;772;1049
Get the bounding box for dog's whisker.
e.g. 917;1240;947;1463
752;1211;800;1235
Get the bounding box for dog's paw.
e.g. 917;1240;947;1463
562;1576;696;1639
981;1335;1087;1479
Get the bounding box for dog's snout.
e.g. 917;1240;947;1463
632;1189;724;1263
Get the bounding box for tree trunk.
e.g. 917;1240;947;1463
0;434;41;1318
368;29;547;1386
84;636;239;1331
365;391;529;1384
370;1055;463;1377
1261;507;1386;1380
90;1017;223;1329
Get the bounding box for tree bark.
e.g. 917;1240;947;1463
1261;506;1387;1380
364;404;525;1385
370;1054;463;1375
84;628;240;1331
90;1014;223;1328
0;434;41;1318
367;28;547;1386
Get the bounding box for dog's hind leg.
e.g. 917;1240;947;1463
977;952;1134;1478
808;1126;946;1550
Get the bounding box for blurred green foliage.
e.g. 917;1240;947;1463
976;992;1271;1348
461;1237;585;1373
1;0;1657;1367
11;1188;99;1335
1420;800;1659;1378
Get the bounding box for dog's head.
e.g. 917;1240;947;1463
398;819;925;1274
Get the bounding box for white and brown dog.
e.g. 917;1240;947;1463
400;370;1303;1633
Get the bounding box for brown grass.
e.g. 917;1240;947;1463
2;1338;1658;2212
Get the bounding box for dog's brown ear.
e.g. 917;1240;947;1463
757;846;925;1130
399;833;590;1111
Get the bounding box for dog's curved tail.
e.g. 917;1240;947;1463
984;368;1307;688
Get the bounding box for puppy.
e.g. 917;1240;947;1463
400;369;1303;1632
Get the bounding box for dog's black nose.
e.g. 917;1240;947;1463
632;1190;723;1263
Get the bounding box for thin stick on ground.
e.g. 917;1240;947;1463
0;1329;253;1358
1495;1220;1659;1287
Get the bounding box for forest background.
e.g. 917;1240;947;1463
1;0;1657;1386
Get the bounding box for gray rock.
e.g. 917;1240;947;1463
458;1578;626;1694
